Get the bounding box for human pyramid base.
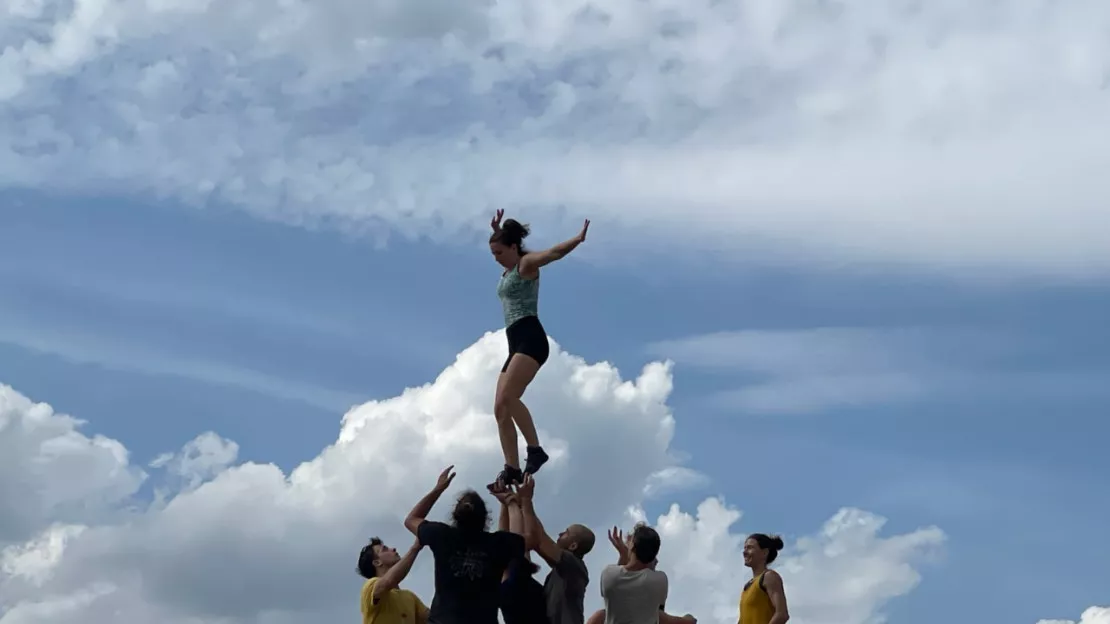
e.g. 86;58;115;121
356;213;790;624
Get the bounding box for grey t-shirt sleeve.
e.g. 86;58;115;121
655;570;669;609
600;564;620;599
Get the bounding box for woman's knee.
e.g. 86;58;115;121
493;393;517;422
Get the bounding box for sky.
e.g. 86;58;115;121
1;1;1109;623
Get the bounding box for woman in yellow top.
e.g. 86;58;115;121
738;533;790;624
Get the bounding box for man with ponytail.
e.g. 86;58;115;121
403;466;525;624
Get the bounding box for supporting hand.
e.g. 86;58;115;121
517;473;536;501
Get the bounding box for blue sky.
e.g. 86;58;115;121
2;2;1109;622
2;194;1106;623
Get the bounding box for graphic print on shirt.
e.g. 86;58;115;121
449;547;491;581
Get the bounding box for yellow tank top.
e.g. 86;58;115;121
738;572;775;624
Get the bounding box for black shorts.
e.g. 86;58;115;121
502;316;549;373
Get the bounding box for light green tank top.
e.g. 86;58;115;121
497;264;539;327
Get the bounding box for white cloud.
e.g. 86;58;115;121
0;332;945;623
646;326;1110;415
0;386;144;543
1039;607;1110;624
2;0;1109;276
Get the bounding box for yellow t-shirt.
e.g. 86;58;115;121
361;578;429;624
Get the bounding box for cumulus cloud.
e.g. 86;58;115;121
0;332;945;623
1039;607;1110;624
0;387;144;543
1;0;1108;275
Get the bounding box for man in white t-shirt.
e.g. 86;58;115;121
593;523;695;624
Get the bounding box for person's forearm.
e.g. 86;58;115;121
521;499;545;542
550;236;582;258
768;611;788;624
499;502;510;532
508;502;525;536
376;544;423;593
405;487;446;531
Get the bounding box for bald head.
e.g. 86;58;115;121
562;524;595;558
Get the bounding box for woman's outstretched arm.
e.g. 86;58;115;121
519;219;589;275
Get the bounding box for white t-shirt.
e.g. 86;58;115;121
600;564;669;624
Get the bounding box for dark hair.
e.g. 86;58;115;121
630;523;661;564
490;219;530;254
748;533;785;564
357;537;384;579
451;490;490;534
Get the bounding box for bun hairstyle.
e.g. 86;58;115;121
490;218;530;254
748;533;785;564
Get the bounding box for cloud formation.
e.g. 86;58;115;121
2;0;1109;275
0;333;944;623
1039;606;1110;624
647;326;1110;415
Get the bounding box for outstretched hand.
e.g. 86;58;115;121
517;473;536;500
575;218;590;243
491;209;505;232
608;526;629;560
434;465;456;493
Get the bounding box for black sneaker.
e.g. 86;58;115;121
524;446;549;475
487;465;524;491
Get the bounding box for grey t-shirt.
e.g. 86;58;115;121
600;565;669;624
543;550;589;624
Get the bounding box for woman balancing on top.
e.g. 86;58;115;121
487;210;590;488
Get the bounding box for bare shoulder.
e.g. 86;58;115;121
518;258;541;279
763;569;784;588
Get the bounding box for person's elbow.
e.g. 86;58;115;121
404;516;423;536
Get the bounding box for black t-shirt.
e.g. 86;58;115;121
418;520;526;624
501;559;551;624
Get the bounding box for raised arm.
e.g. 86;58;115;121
498;497;510;532
404;466;456;535
764;570;790;624
517;474;563;566
519;219;589;275
372;537;424;600
607;527;630;566
491;483;526;539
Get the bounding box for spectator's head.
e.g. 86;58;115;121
556;523;596;559
357;537;400;579
451;489;491;534
743;533;785;568
627;523;661;566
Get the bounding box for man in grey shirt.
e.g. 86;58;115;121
590;524;696;624
519;475;596;624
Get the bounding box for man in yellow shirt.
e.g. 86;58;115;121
358;536;430;624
